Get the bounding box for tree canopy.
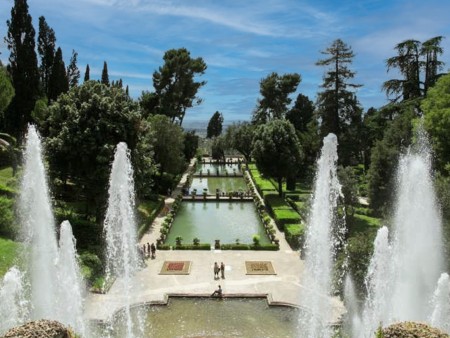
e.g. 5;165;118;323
152;48;207;125
252;119;303;196
206;111;223;138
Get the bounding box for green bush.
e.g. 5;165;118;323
285;223;305;250
157;244;171;250
251;243;279;251
79;251;103;283
0;196;15;238
173;243;211;250
273;208;301;229
221;244;251;250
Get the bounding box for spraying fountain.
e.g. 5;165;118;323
0;125;86;335
299;133;345;338
103;142;141;338
353;127;448;337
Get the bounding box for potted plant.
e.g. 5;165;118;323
252;234;260;247
193;237;200;246
175;236;183;247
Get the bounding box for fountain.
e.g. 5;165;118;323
354;127;448;336
430;272;450;333
57;220;87;336
103;142;141;338
0;267;28;334
19;125;59;319
299;133;345;338
0;125;86;335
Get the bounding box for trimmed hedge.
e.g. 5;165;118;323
174;243;211;250
273;209;301;229
285;223;305;250
221;243;279;250
137;197;165;238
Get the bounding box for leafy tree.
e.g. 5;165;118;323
139;91;159;119
37;15;56;97
286;93;314;133
67;50;80;88
48;47;68;102
206;111;223;138
224;122;255;162
46;81;142;220
147;114;185;175
252;119;303;196
383;37;444;102
0;66;15;119
252;72;300;124
101;61;109;86
422;73;450;170
316;39;363;165
84;64;90;82
4;0;40;139
211;136;226;162
367;103;417;214
183;130;199;160
152;48;207;125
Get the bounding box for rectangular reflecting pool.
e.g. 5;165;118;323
195;163;242;176
166;201;270;245
189;177;249;195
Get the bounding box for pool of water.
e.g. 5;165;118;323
92;298;300;338
166;201;270;245
195;163;242;176
189;177;249;195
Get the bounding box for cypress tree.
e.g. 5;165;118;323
67;49;80;88
101;61;109;86
84;64;90;82
48;47;68;102
4;0;40;138
37;16;56;97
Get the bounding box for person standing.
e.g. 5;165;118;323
220;262;225;279
150;243;156;259
214;262;219;279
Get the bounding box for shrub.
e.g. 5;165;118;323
251;243;279;251
284;223;305;250
0;196;15;238
252;234;260;246
173;243;211;250
273;208;301;229
157;244;171;250
221;244;251;250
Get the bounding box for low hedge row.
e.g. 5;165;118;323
273;209;301;228
174;243;211;250
221;243;279;250
284;223;305;250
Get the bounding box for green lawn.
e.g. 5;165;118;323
0;237;19;278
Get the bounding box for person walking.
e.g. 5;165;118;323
220;262;225;279
150;243;156;259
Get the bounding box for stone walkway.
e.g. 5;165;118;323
84;158;345;324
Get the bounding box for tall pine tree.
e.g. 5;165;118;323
67;49;80;88
84;64;90;82
48;47;68;102
316;39;363;165
101;61;109;86
37;16;56;98
4;0;40;138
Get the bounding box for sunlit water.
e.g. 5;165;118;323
300;133;345;338
354;128;448;336
189;177;248;195
91;298;301;338
103;142;141;338
166;201;269;245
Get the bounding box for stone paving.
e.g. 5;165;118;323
84;158;345;324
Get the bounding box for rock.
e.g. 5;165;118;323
1;319;74;338
379;321;450;338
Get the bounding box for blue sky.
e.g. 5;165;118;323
1;0;450;125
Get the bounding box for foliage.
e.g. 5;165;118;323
37;15;56;98
48;47;69;102
183;130;199;160
346;232;375;296
338;166;359;217
83;64;90;82
0;196;16;238
147;114;185;176
286;93;315;133
316;39;363;165
285;223;305;250
67;50;80;88
422;73;450;170
206;111;223;138
252;119;303;196
224;122;255;162
252;72;301;124
45;81;142;220
173;243;211;250
272;209;301;229
0;237;19;278
152;48;207;125
211;136;226;161
0;65;15;118
137;197;165;238
5;0;40;139
101;61;109;86
220;243;279;251
383;37;444;102
79;251;102;283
